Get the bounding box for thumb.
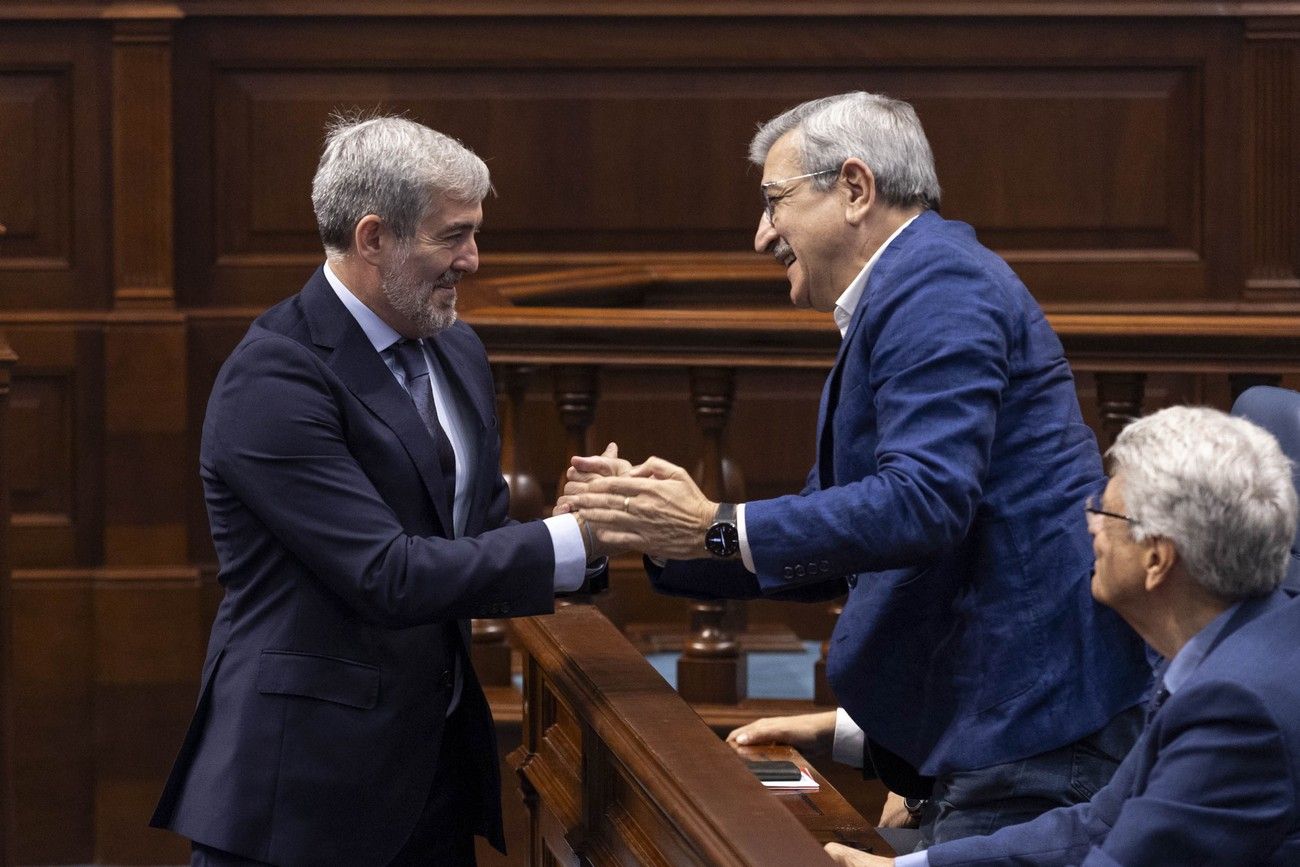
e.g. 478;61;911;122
602;441;619;460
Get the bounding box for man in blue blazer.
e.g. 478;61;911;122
151;116;606;866
562;92;1150;844
825;406;1300;866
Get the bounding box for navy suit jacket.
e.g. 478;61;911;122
151;268;564;866
652;211;1149;778
927;589;1300;866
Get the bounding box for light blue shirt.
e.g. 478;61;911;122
895;600;1245;867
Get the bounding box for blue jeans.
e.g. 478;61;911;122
917;705;1143;848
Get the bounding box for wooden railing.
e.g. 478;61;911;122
467;304;1300;709
509;604;889;865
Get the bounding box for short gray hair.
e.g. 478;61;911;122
311;113;491;255
749;92;941;211
1109;406;1297;600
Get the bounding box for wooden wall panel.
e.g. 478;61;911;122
0;4;1293;865
0;24;109;310
3;327;103;570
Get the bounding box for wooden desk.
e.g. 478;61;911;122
733;743;895;857
511;605;893;866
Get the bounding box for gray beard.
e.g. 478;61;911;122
381;248;459;338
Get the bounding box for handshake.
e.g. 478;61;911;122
554;443;724;563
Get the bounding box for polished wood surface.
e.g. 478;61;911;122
0;2;1295;863
510;603;861;865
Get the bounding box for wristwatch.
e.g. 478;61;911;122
704;503;739;558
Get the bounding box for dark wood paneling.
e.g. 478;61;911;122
0;24;109;310
175;15;1243;309
3;327;103;569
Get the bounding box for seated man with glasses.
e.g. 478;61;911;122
563;91;1150;846
827;405;1300;866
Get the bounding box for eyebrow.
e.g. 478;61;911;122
439;221;481;235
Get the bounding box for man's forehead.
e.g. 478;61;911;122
423;197;483;230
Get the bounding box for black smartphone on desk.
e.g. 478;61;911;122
744;759;802;782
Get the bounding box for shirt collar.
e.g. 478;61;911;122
832;213;921;338
1162;602;1242;695
323;261;404;353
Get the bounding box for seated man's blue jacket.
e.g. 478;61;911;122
926;589;1300;866
652;210;1149;776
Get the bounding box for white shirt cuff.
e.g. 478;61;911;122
544;514;587;592
736;502;756;573
895;852;930;866
832;707;866;768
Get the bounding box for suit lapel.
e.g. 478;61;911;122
813;212;934;490
301;271;456;535
427;325;495;537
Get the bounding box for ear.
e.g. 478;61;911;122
1144;537;1179;592
352;214;386;268
840;158;876;226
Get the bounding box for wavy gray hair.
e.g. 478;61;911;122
311;113;490;256
1109;406;1297;600
748;92;941;211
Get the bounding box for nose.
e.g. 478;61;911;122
754;211;779;254
456;235;479;275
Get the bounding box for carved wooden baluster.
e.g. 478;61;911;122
1229;373;1282;404
814;602;843;706
0;336;15;867
553;365;600;497
1095;372;1147;447
676;367;747;705
471;365;544;687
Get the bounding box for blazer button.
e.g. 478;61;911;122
806;561;819;575
783;566;794;579
440;670;454;689
794;564;805;577
846;574;858;589
821;560;831;572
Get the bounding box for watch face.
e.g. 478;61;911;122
705;521;739;557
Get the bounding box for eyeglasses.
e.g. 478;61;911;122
761;168;839;223
1084;495;1139;530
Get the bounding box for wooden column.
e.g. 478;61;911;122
677;367;746;705
112;17;175;310
1245;21;1300;300
0;335;15;867
1094;372;1147;447
552;365;599;496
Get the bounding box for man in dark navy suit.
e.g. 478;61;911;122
151;115;606;866
827;405;1300;866
561;92;1150;846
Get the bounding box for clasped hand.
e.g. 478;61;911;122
553;443;718;561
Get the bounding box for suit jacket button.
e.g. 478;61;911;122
783;566;794;579
794;564;805;577
846;574;858;589
440;670;454;689
806;561;819;575
821;560;831;572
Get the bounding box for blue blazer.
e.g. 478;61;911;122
151;268;563;866
927;589;1300;866
653;211;1149;777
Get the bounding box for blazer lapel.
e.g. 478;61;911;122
427;326;495;537
301;272;456;535
813;212;933;489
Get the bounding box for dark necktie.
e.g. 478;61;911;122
390;339;457;512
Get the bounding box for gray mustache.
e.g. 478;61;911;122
772;240;794;263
